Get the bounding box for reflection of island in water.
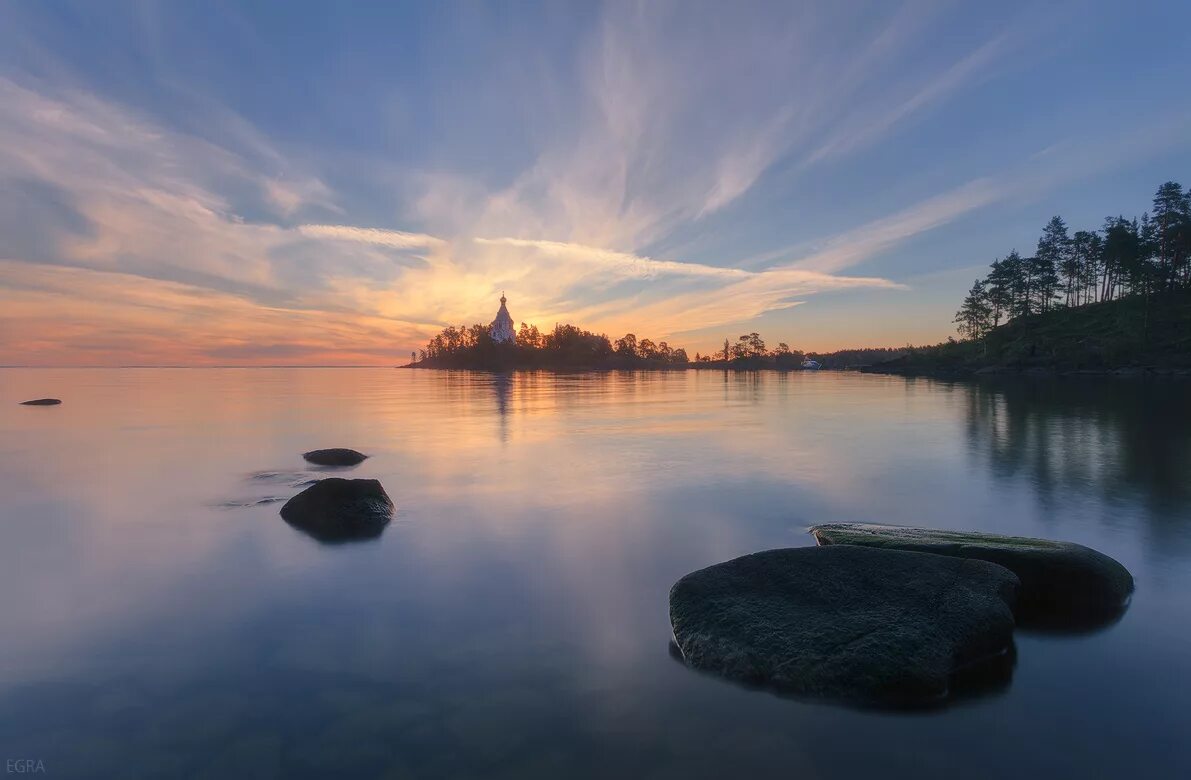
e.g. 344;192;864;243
958;378;1191;534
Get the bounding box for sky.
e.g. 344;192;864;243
1;0;1189;366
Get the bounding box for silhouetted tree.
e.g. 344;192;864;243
1071;230;1103;305
1032;216;1066;312
1150;181;1191;290
961;178;1190;331
985;256;1014;326
955;279;993;340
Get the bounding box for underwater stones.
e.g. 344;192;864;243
669;545;1018;705
280;478;393;543
810;523;1133;626
302;448;368;467
19;398;61;405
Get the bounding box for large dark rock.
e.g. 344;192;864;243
669;545;1018;706
280;478;393;543
302;448;368;467
810;523;1133;627
19;398;61;405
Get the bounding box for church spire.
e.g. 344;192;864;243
489;291;515;343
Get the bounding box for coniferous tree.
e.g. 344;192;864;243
1150;181;1190;290
1033;216;1067;312
1071;230;1103;305
963;179;1188;332
1138;214;1158;296
1101;217;1139;300
985;257;1014;325
999;250;1031;318
954;279;992;340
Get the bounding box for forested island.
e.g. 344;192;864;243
865;179;1191;376
407;314;895;372
409;322;692;370
408;320;901;372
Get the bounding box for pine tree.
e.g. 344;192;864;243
1150;181;1190;290
999;250;1031;319
1033;216;1067;311
954;279;993;340
1101;217;1140;300
985;257;1014;325
1071;230;1103;305
1138;213;1156;296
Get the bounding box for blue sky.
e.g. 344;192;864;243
1;0;1189;364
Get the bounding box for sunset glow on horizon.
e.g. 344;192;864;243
2;2;1189;366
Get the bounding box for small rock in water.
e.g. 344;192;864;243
280;477;393;543
302;448;368;467
810;523;1133;628
19;398;61;406
669;545;1018;706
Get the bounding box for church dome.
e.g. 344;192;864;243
489;292;515;343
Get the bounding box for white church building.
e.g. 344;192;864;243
489;292;516;343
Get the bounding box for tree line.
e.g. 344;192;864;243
955;180;1191;339
691;332;807;368
417;321;688;368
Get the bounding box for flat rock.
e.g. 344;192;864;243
280;478;393;543
810;523;1133;625
19;398;61;406
669;545;1018;705
302;448;368;466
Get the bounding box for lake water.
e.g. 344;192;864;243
1;368;1189;779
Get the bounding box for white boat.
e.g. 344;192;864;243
801;359;822;370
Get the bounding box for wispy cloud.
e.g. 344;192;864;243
297;224;446;250
3;2;1189;364
787;179;1006;273
802;33;1013;167
474;237;751;280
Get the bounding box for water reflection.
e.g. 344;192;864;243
492;373;512;444
1;369;1189;778
960;378;1191;546
667;638;1017;712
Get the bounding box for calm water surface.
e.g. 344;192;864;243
1;369;1189;778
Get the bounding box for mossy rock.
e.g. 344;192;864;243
669;545;1018;706
810;523;1133;628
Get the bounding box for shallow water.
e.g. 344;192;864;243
1;368;1189;778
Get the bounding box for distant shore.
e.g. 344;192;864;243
860;363;1191;379
403;362;830;372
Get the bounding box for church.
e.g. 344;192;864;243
489;292;515;343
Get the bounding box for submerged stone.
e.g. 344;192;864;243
302;448;368;466
669;545;1018;705
280;478;393;543
19;398;61;405
810;523;1133;627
